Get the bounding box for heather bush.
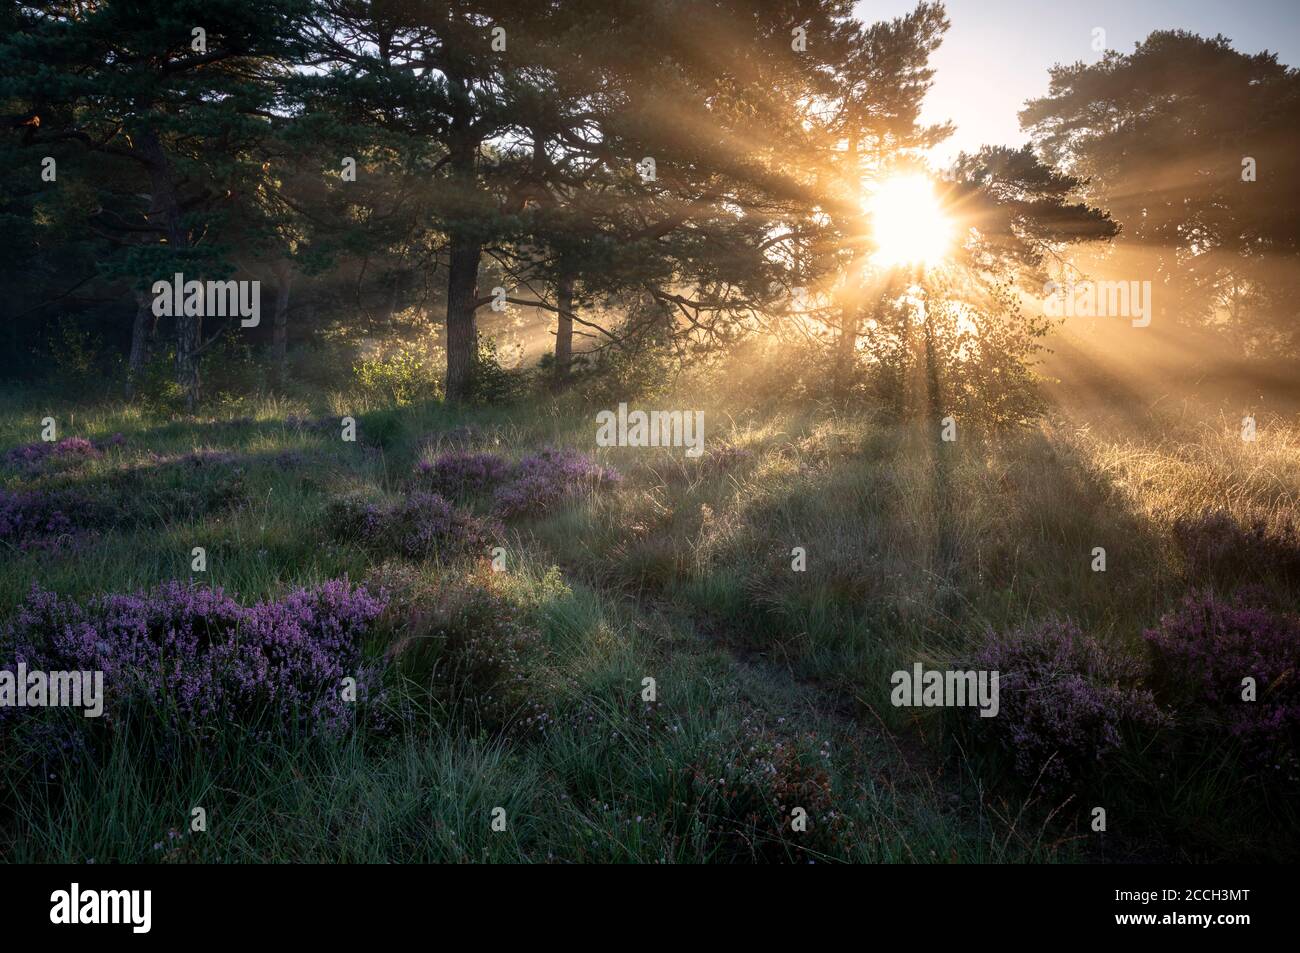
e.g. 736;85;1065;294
1173;510;1300;583
0;487;101;552
381;567;545;729
415;451;510;498
683;721;847;861
327;491;497;559
964;620;1169;789
1145;590;1300;779
3;434;121;474
0;579;389;766
493;447;621;518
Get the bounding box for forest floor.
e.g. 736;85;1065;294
1;328;1297;862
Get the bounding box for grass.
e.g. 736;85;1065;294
2;351;1298;862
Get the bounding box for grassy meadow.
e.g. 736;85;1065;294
3;333;1297;864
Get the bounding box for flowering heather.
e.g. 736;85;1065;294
415;450;510;497
1174;510;1300;583
966;620;1169;788
3;435;122;473
328;491;497;559
493;447;621;517
0;487;99;552
685;720;847;861
1145;590;1300;776
706;444;754;471
0;579;388;760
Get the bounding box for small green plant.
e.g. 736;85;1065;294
134;349;186;412
468;335;526;405
45;316;108;394
354;339;444;406
576;342;674;406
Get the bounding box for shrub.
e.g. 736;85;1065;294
415;451;510;497
468;336;527;405
0;580;389;766
133;349;185;412
1145;590;1300;778
684;721;847;862
965;620;1169;789
45;316;108;394
493;447;621;518
1173;510;1300;583
383;567;544;729
201;333;264;400
353;339;442;406
3;435;119;474
327;492;497;559
575;342;674;406
0;487;100;552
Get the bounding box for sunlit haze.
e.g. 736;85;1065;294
866;175;953;267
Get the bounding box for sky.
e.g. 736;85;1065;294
855;0;1300;165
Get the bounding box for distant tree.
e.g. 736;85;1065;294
298;1;563;401
303;0;864;399
1020;30;1300;353
1;0;311;408
783;3;951;383
513;0;871;388
906;145;1118;425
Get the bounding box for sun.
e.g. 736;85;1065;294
865;174;952;268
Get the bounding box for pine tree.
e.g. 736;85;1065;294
1;0;311;408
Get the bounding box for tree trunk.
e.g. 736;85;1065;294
137;126;199;410
444;231;481;402
272;260;293;389
553;273;575;389
836;307;858;394
385;270;404;329
922;290;942;422
126;289;151;398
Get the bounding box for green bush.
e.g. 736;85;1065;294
576;343;674;406
45;316;110;395
354;339;443;405
468;336;527;405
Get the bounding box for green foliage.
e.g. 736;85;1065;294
1022;30;1300;350
133;350;185;413
353;340;443;406
468;336;526;406
203;333;265;402
576;344;675;407
44;316;110;394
